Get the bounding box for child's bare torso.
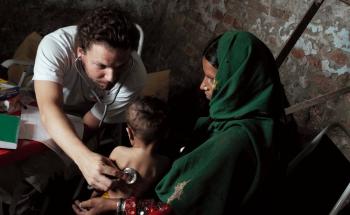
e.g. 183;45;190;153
107;146;169;198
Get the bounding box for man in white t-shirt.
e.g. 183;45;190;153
33;7;147;191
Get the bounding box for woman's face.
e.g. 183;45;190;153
200;58;217;100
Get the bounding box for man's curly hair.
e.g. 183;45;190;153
76;7;139;52
126;96;169;145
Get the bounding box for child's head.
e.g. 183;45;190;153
126;96;169;145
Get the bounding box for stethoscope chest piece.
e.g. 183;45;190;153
123;167;138;184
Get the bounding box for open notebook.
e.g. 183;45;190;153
19;105;84;165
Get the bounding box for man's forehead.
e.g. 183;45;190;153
87;43;131;64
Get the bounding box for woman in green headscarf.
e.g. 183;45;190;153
73;30;291;215
155;30;290;214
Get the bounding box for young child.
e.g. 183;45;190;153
104;96;170;199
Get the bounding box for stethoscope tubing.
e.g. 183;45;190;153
73;56;134;127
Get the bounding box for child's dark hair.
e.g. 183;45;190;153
126;96;169;145
202;34;222;69
76;7;139;52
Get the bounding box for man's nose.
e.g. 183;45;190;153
104;68;114;82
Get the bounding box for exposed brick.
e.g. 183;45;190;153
174;15;186;26
329;49;348;66
306;55;321;69
271;7;291;20
311;74;336;94
184;17;198;34
345;94;350;103
222;13;242;28
215;22;227;33
213;8;224;21
247;1;269;15
184;45;196;57
223;14;235;24
291;48;305;59
267;35;277;47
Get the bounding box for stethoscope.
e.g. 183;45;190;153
74;56;139;186
86;167;138;189
74;56;134;127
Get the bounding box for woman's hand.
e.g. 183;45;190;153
77;151;121;191
72;198;118;215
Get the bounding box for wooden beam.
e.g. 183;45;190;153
285;86;350;115
276;0;325;68
340;0;350;5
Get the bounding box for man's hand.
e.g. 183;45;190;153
77;151;121;191
72;198;118;215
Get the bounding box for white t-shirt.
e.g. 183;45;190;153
33;26;147;123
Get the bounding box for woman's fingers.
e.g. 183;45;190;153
72;200;88;214
78;199;90;209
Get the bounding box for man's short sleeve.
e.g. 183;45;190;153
33;27;75;84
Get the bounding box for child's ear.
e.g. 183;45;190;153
126;127;134;141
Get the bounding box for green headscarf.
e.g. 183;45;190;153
156;30;287;214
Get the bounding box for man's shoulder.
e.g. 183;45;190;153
34;26;76;80
46;26;77;38
41;26;77;50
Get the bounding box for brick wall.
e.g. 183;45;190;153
152;0;350;155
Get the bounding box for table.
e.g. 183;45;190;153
0;139;48;167
0;108;49;167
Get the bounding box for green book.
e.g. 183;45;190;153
0;113;20;149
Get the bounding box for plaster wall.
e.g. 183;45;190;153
158;0;350;156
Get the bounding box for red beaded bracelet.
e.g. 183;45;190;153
121;197;172;215
124;197;137;214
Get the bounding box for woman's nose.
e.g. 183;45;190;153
200;80;206;90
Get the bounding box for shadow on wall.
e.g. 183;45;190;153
0;0;88;61
0;1;157;61
161;68;209;159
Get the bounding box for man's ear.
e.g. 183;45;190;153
126;127;134;141
77;47;85;59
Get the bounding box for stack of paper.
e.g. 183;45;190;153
19;105;84;165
